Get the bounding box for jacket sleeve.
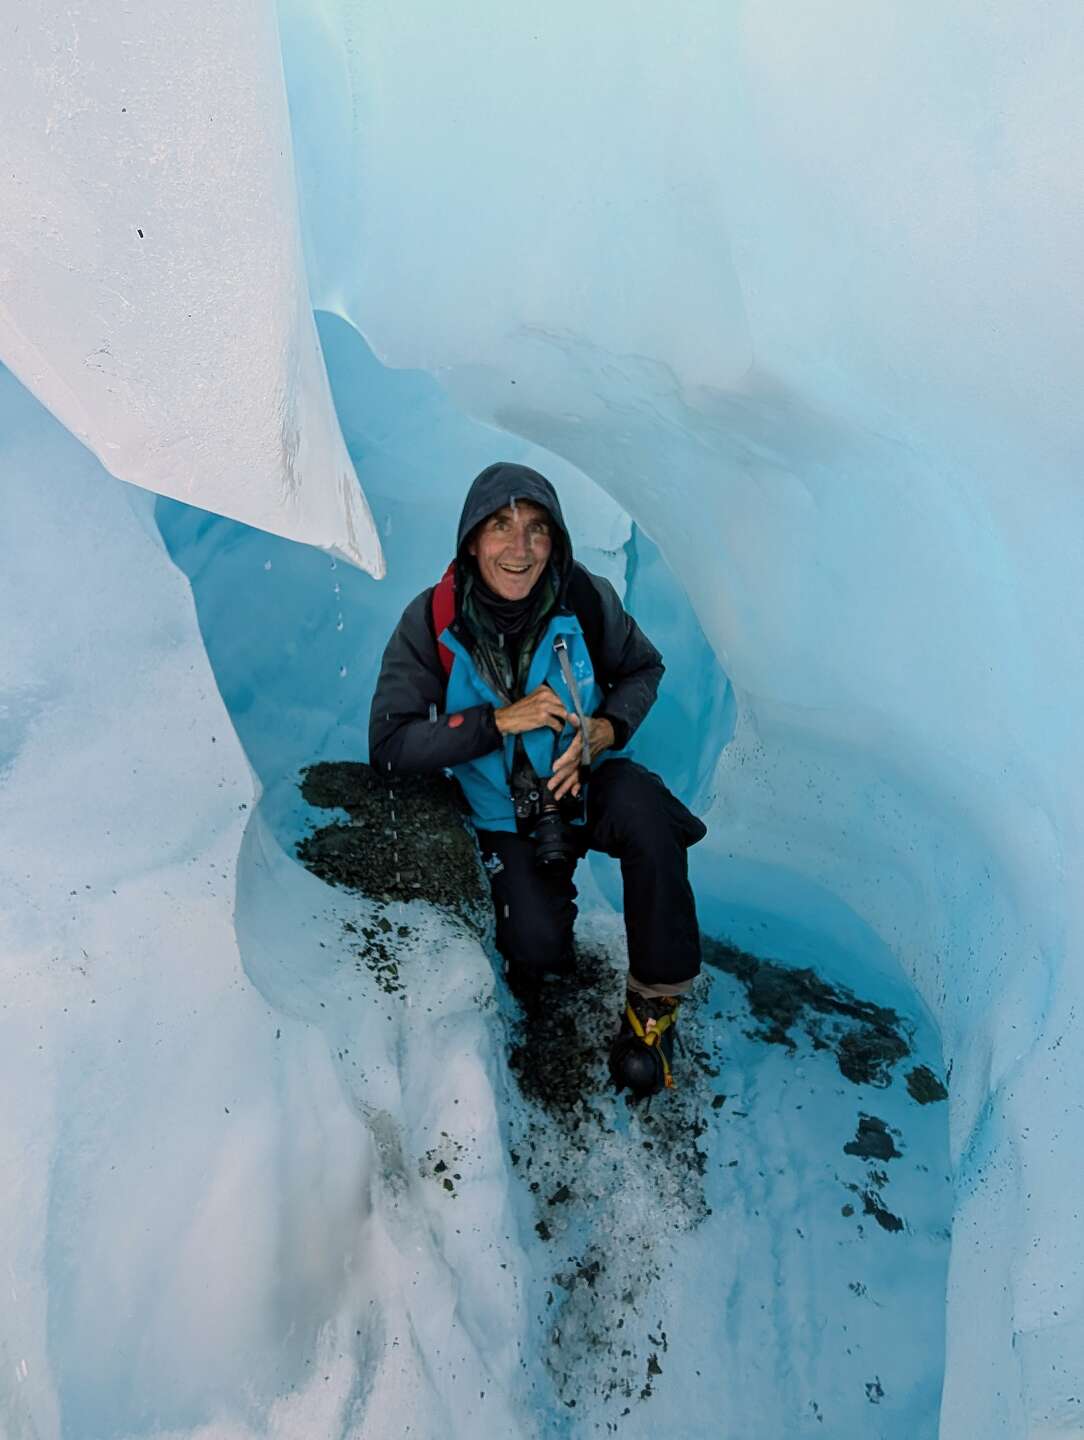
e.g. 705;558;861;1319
586;573;665;748
368;590;503;774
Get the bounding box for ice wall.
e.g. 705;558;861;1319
0;366;364;1436
274;3;1084;1433
0;1;381;572
0;363;533;1438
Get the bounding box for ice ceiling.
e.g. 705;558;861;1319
2;2;1083;1436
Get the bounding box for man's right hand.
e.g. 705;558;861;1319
494;683;572;737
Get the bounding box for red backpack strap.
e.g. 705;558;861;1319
430;561;457;679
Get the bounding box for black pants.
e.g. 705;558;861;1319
476;760;707;990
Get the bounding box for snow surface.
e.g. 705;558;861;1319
2;1;1083;1436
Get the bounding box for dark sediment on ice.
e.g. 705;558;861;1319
297;760;487;928
845;1172;906;1234
906;1064;949;1104
844;1114;902;1162
505;942;714;1411
506;945;618;1116
699;936;948;1246
701;934;915;1089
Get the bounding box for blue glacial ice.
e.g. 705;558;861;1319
2;1;1083;1437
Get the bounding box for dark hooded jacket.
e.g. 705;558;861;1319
368;462;664;780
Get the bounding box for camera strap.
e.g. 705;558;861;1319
552;636;592;765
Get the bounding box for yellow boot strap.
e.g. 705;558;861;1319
624;1002;678;1089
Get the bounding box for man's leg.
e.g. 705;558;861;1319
585;760;707;994
475;829;578;984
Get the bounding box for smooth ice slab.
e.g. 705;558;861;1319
0;1;382;574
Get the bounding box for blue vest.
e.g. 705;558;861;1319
438;611;624;832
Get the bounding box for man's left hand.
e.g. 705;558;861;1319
547;716;616;801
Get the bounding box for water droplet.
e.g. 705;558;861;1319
428;704;437;723
264;559;272;571
336;615;344;632
339;664;348;678
330;559;337;570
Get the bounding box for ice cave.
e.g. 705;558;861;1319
2;3;1082;1437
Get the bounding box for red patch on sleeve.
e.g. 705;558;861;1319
447;713;465;728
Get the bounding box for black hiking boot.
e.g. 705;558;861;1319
608;989;681;1098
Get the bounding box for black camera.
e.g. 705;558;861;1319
512;770;581;870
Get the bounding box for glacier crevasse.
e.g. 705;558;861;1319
2;0;1084;1435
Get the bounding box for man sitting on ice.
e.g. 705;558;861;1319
369;462;707;1097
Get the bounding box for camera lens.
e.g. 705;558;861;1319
533;807;575;870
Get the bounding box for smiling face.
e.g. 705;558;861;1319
468;500;554;600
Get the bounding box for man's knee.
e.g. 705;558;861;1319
589;761;707;853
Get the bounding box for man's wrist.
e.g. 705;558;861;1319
592;716;616;751
597;712;629;749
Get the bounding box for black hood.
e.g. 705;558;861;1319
455;461;573;603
